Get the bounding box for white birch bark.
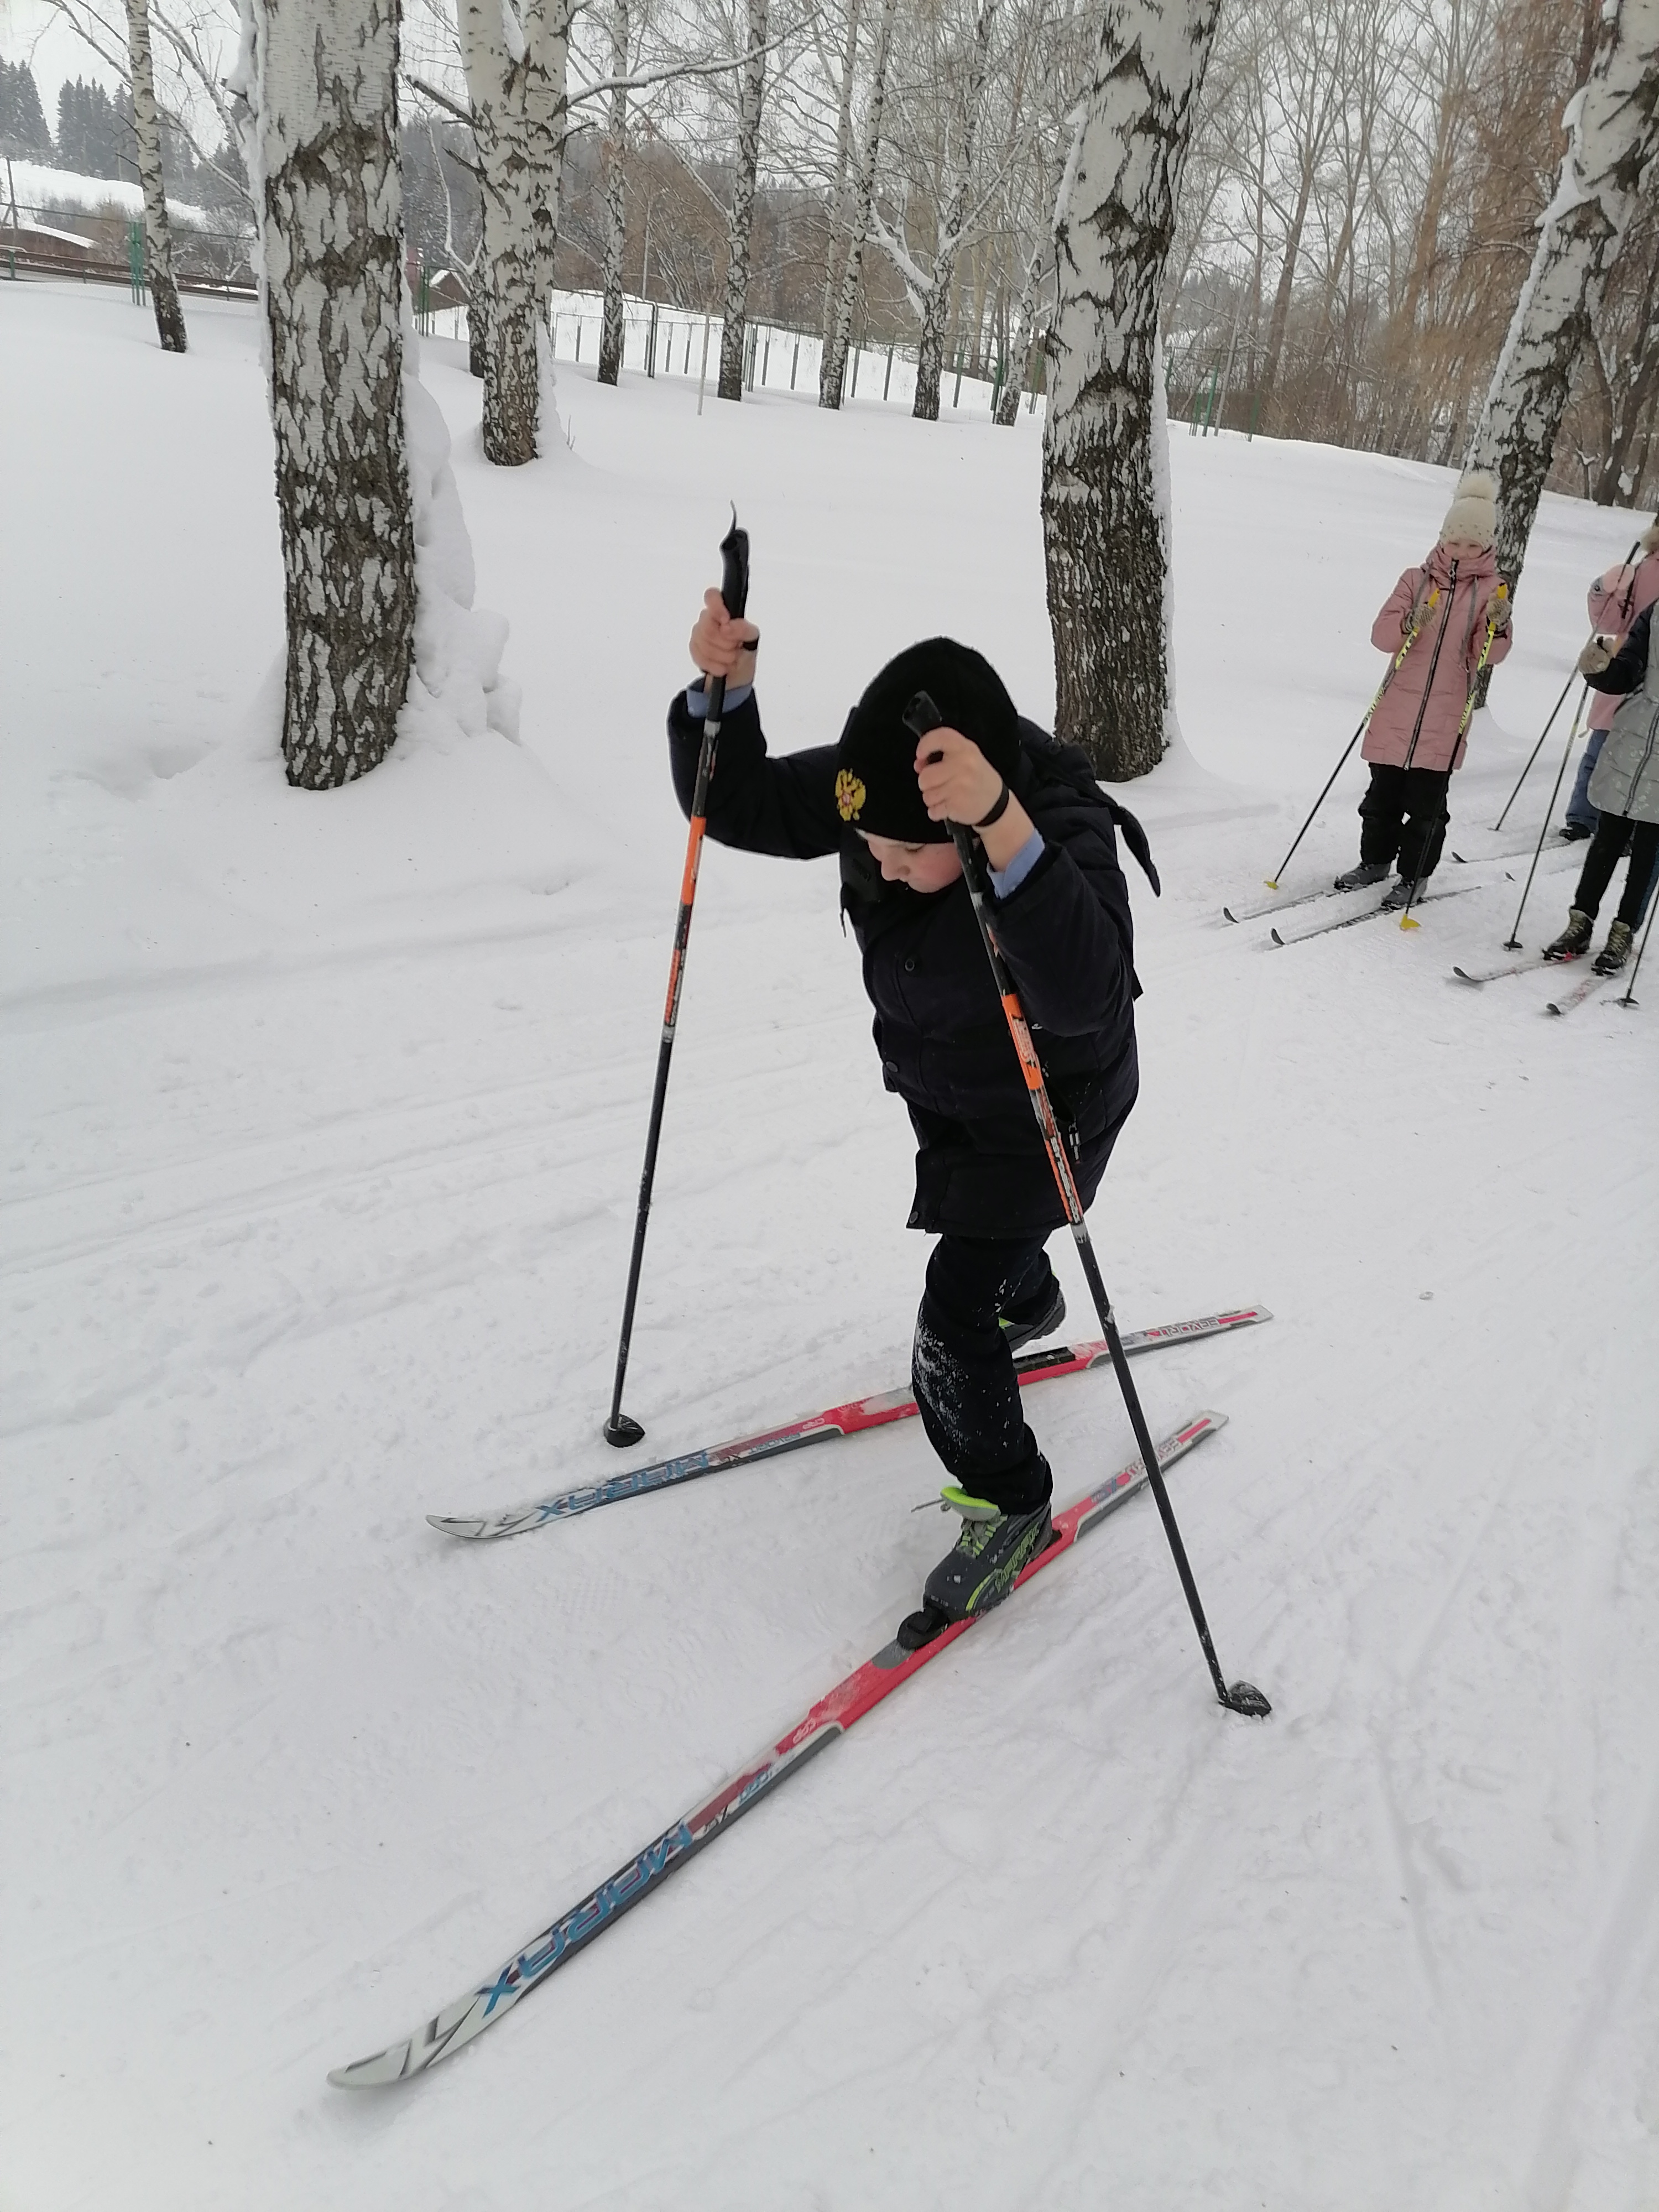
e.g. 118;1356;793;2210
994;232;1044;426
123;0;186;353
1041;0;1221;778
820;0;898;410
1465;0;1659;601
718;0;769;403
818;0;862;362
597;0;629;385
462;0;573;465
231;0;415;790
912;0;997;421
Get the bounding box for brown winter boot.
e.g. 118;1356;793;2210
1543;909;1593;961
1593;919;1634;976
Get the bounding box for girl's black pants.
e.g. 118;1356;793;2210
1359;762;1452;881
1574;810;1659;926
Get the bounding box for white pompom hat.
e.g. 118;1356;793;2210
1439;470;1498;548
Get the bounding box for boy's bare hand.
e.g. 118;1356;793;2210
690;589;759;688
914;725;1004;827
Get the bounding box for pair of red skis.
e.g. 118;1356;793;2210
331;1303;1269;2088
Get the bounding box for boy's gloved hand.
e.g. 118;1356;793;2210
690;589;759;691
1578;636;1614;675
914;724;1005;828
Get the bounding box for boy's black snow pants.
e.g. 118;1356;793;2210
1573;811;1659;926
912;1235;1057;1515
1359;763;1452;881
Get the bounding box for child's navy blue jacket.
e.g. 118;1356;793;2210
668;689;1150;1235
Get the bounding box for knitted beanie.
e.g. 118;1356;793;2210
833;639;1021;844
1439;470;1498;548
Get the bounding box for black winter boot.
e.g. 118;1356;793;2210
1334;860;1392;891
997;1274;1066;1353
1543;909;1593;962
1593;919;1634;975
898;1483;1055;1650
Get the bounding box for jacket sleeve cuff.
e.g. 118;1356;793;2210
987;828;1045;898
686;680;754;717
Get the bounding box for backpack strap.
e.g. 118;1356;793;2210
1016;719;1161;896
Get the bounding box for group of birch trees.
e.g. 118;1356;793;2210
54;0;1659;792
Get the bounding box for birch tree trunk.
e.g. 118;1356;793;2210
820;0;898;410
461;0;572;465
123;0;186;353
1041;0;1222;778
994;233;1044;425
597;0;628;385
1465;0;1659;604
1591;248;1659;503
818;0;862;363
236;0;415;790
718;0;768;402
912;0;997;421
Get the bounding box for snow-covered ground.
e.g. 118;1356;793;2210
3;277;1656;2212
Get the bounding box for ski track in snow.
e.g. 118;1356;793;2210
3;281;1657;2211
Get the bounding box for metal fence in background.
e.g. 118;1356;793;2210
2;199;257;298
1;204;1042;422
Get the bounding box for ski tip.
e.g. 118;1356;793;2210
1222;906;1239;924
1269;927;1286;947
1451;967;1483;984
328;2045;410;2090
1177;1408;1230;1444
427;1513;492;1541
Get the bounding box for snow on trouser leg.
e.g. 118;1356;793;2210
912;1233;1056;1512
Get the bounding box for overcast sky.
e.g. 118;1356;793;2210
2;3;125;118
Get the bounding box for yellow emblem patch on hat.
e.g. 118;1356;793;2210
834;769;867;822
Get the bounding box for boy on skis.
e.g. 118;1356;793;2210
1334;470;1512;905
671;592;1157;1646
1544;597;1659;976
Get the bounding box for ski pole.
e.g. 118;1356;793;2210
1493;535;1641;831
604;512;750;1448
1400;578;1504;931
902;692;1269;1719
1618;891;1658;1009
1500;685;1589;950
1262;585;1439;890
1491;671;1577;832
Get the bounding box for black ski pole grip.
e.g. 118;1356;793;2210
719;509;750;622
902;691;943;743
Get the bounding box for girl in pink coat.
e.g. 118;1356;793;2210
1334;471;1512;906
1562;520;1659;837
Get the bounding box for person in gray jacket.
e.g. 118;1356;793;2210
1545;604;1659;974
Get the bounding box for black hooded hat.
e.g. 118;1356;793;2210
833;639;1022;843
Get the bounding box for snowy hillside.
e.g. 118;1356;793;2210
3;277;1656;2211
4;156;217;228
